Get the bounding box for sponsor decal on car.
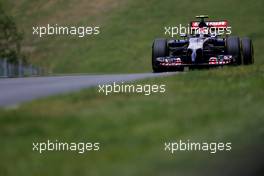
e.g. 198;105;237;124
191;21;228;29
209;55;232;65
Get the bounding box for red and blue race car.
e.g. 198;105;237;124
152;15;254;72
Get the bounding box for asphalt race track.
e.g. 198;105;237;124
0;73;176;107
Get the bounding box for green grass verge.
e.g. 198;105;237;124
0;65;263;175
1;0;264;73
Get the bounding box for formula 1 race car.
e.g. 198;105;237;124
152;15;254;72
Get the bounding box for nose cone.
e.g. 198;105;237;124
191;49;197;63
188;38;205;63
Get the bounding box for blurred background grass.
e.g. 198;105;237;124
0;0;264;175
1;0;264;73
0;66;264;175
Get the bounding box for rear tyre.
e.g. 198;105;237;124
241;37;254;65
226;36;241;65
152;39;168;73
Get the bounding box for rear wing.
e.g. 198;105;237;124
190;20;229;30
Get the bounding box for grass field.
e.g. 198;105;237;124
1;66;264;175
0;0;264;175
1;0;264;73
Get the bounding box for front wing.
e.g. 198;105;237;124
156;55;234;68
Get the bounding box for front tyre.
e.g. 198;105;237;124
226;36;241;65
152;38;168;73
241;37;254;65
